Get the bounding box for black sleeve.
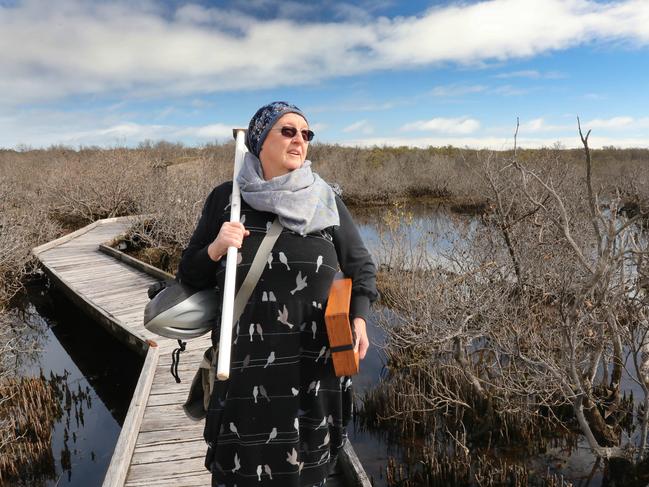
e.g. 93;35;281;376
331;195;378;322
176;182;232;289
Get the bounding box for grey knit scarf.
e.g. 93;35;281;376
236;152;340;236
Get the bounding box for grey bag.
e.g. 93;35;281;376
183;346;218;420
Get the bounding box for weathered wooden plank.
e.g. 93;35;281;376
32;219;104;255
46;265;143;280
113;303;149;316
86;286;151;303
99;244;174;281
59;264;149;280
339;441;372;487
150;373;200;390
39;264;150;355
135;424;205;447
62;268;153;285
153;358;206;373
41;256;119;268
125;472;210;487
156;346;208;366
112;309;147;325
131;438;206;465
92;294;151;312
104;342;160;487
95;290;151;306
145;390;192;408
40;246;98;257
125;458;208;486
140;411;198;433
139;400;195;427
94;295;150;311
69;282;150;300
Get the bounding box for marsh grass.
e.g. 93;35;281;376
0;142;648;482
0;376;61;484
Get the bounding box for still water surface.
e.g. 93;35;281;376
14;283;143;486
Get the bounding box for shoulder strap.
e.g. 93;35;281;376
231;217;282;326
206;217;279;392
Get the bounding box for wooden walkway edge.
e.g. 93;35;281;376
32;217;372;487
104;341;160;487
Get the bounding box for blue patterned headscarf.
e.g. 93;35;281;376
246;101;308;157
238;101;339;235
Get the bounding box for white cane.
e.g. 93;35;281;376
216;128;247;381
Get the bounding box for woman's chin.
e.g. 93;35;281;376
284;159;305;172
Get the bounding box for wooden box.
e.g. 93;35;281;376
324;276;359;376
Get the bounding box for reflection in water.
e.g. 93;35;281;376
7;280;143;486
345;306;391;485
0;376;60;485
352;202;480;272
349;203;480;485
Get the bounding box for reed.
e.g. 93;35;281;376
0;376;61;483
384;448;574;487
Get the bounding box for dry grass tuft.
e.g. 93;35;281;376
0;376;61;483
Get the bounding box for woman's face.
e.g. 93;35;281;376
259;113;309;180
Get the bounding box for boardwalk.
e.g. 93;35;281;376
32;217;370;487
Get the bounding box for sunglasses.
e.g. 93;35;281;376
274;126;315;142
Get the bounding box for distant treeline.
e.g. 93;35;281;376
2;142;648;208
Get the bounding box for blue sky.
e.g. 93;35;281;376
1;0;648;149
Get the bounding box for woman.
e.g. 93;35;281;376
177;101;377;487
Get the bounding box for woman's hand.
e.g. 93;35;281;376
207;222;250;262
353;317;369;360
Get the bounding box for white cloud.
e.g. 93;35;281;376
429;83;535;99
309;100;401;113
178;124;233;139
518;117;572;133
401;117;481;135
1;107;647;150
493;70;564;79
571;116;649;132
1;0;648;105
495;116;649;136
59;122;234;146
583;93;606;100
0;106;238;148
491;85;530;96
430;84;486;97
343;120;374;134
523;118;545;132
310;122;329;134
583;116;634;129
341;134;649;150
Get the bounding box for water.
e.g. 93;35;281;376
352;202;480;272
345;307;392;485
9;281;143;486
349;203;470;485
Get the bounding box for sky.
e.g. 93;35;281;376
1;0;648;150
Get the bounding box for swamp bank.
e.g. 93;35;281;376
1;142;648;485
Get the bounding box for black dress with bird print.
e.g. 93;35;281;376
177;182;378;487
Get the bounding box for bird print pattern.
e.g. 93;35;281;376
204;205;353;487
